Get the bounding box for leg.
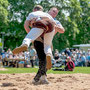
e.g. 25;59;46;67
30;60;34;68
22;28;44;47
12;28;44;54
44;30;55;70
33;41;47;82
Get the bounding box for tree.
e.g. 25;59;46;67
4;0;35;49
3;0;89;51
76;0;90;44
0;0;9;32
39;0;89;51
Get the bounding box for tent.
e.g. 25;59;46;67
73;44;90;52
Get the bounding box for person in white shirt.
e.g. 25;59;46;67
12;5;65;84
12;5;57;70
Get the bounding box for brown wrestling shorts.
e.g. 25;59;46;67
32;17;54;36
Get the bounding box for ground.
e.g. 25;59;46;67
0;72;90;90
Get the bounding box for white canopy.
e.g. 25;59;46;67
73;44;90;47
73;44;90;52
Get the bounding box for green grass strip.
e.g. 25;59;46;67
0;67;90;74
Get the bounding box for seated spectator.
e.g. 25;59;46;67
8;53;17;67
65;48;71;56
87;49;90;55
86;53;90;66
70;49;74;56
7;48;12;55
54;53;61;63
79;54;86;67
1;50;6;66
0;55;3;67
54;49;59;54
60;52;66;65
71;51;77;63
52;50;62;67
64;56;75;71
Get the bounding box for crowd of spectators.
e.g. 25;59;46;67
0;46;38;68
52;48;90;67
0;47;90;68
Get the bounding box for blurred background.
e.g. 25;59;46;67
0;0;89;51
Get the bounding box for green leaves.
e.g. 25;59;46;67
0;0;9;32
39;0;89;50
0;0;89;50
0;0;9;9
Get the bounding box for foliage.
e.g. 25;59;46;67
0;0;9;32
4;0;35;49
76;0;90;44
0;0;89;51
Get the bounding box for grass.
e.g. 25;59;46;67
0;67;90;74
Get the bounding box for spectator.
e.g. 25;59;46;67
8;53;15;67
1;50;6;66
24;51;30;66
0;55;3;67
64;56;75;71
79;54;86;67
60;52;66;65
54;52;60;61
65;48;71;56
71;51;77;63
86;53;90;66
54;49;59;54
30;45;36;68
7;48;12;55
87;49;90;55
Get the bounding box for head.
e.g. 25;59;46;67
66;48;69;51
73;51;76;54
54;53;59;57
88;49;90;52
66;56;71;62
62;52;65;55
2;50;5;53
33;5;43;12
55;49;59;53
48;7;59;18
8;48;11;52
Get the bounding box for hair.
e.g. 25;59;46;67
50;7;59;11
33;5;43;11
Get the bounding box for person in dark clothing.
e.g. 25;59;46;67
33;41;47;82
33;7;65;84
65;48;71;56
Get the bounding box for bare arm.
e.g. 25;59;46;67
55;24;65;34
24;20;31;33
24;18;37;33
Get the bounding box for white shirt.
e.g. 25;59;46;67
54;18;63;28
24;51;30;60
26;11;55;23
54;18;64;34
